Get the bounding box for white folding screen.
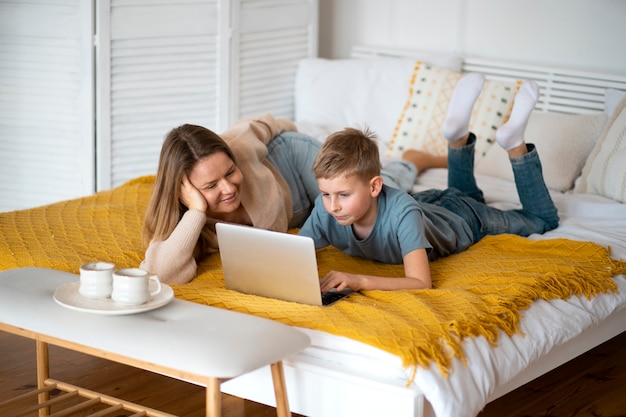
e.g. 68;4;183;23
98;0;319;190
0;0;94;212
231;0;318;123
0;0;318;211
96;0;222;190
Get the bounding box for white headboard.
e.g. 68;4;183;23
350;45;626;115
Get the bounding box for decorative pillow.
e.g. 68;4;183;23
384;62;519;160
294;55;462;144
475;111;608;192
575;95;626;202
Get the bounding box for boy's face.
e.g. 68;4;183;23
317;174;380;227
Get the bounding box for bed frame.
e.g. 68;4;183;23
351;45;626;114
221;45;626;417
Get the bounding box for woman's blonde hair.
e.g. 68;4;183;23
142;124;236;259
313;127;381;183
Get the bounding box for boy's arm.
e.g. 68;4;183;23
298;202;331;249
319;248;432;292
401;248;432;289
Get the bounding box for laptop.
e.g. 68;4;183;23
215;222;351;306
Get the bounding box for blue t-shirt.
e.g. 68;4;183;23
298;185;473;263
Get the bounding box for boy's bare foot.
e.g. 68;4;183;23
402;150;448;173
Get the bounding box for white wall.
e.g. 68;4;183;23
318;0;626;75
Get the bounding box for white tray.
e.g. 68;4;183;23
53;281;174;315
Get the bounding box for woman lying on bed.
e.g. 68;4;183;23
141;115;418;284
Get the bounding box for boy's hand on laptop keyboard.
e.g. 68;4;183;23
320;270;364;293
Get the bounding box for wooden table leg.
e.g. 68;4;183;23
270;361;291;417
206;377;221;417
35;339;50;417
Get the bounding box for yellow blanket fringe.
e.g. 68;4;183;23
1;175;624;381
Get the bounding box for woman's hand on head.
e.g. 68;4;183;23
181;175;208;212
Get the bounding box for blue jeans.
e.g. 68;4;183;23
266;132;322;228
266;131;420;228
413;134;559;242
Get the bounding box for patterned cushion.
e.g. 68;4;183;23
575;95;626;202
383;62;519;160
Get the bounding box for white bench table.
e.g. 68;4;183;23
0;267;310;417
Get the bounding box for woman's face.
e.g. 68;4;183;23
187;152;243;217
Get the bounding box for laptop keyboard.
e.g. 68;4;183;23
321;290;350;306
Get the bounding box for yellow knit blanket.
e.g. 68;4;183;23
1;176;624;379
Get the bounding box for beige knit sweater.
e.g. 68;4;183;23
141;114;297;284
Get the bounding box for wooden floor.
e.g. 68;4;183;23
1;330;625;417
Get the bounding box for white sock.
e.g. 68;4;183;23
495;80;539;151
441;73;485;142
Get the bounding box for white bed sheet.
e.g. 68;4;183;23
294;169;626;417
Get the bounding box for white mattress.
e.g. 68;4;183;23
294;169;626;417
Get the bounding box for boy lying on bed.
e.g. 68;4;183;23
298;74;560;292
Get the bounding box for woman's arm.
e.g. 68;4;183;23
319;248;432;292
140;209;206;284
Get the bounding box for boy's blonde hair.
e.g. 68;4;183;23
313;127;382;183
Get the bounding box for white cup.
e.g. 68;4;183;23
111;268;162;306
79;262;115;299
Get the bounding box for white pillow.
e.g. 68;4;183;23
605;88;626;117
575;95;626;202
475;111;607;192
294;55;461;144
